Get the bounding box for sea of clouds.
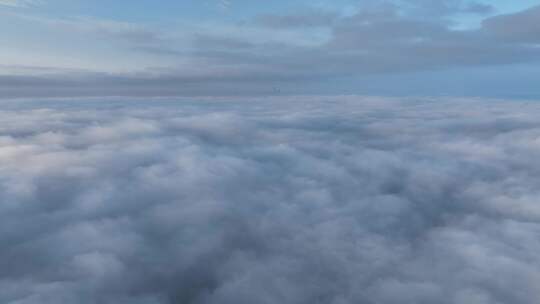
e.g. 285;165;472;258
1;96;539;304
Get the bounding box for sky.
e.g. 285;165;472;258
1;0;540;98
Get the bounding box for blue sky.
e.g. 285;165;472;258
1;0;539;98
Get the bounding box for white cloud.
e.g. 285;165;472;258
218;0;232;10
1;96;540;303
0;0;39;7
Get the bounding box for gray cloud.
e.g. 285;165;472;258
1;97;540;303
482;5;540;43
326;4;540;68
398;0;495;16
182;3;540;84
184;3;540;96
2;4;540;98
254;11;339;28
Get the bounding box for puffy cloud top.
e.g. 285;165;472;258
1;97;540;303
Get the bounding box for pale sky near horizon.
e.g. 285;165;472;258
1;0;540;98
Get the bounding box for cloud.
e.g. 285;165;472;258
11;14;168;47
0;2;538;99
254;11;339;28
1;96;540;303
2;3;540;98
185;3;538;79
0;0;39;7
217;0;232;10
482;5;540;43
398;0;495;16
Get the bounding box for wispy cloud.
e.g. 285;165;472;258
0;0;40;7
218;0;232;10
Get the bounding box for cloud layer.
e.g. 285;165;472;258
1;96;540;303
1;1;540;98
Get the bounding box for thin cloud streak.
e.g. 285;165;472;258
0;0;39;7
